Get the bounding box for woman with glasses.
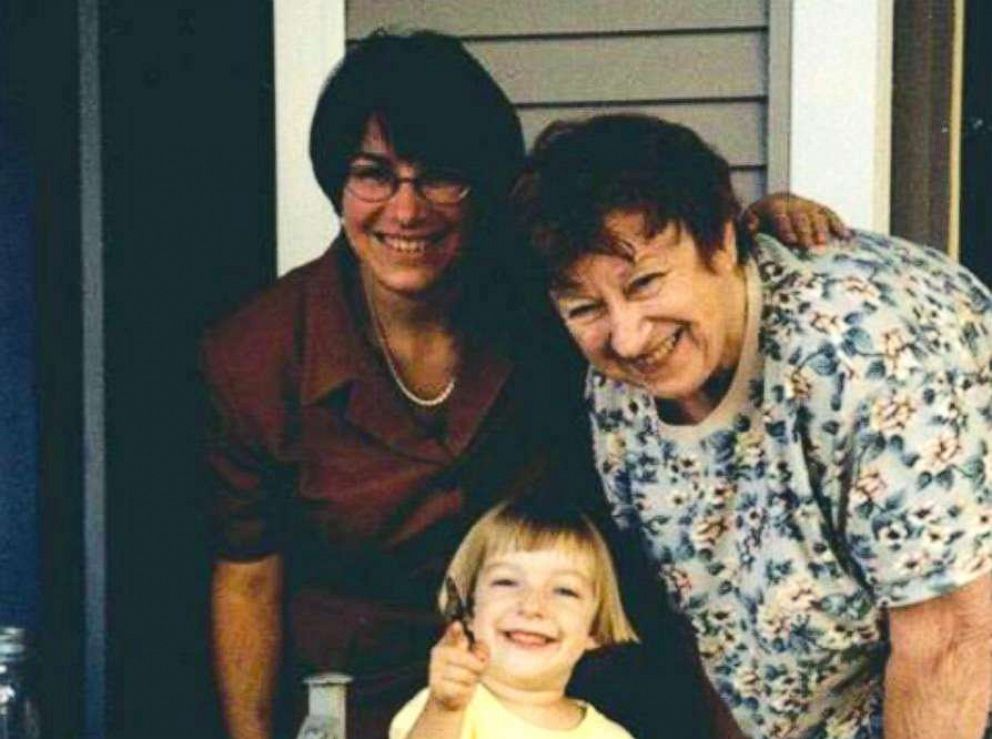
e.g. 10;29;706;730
201;30;846;739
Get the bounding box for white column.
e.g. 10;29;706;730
273;0;346;275
786;0;893;232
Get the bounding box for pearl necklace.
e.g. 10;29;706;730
362;277;456;408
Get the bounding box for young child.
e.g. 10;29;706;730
389;497;639;738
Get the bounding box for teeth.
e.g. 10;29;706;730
378;234;435;253
637;327;682;370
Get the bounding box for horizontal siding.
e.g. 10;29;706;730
346;2;770;205
518;101;765;165
466;33;766;104
731;169;765;208
348;0;766;38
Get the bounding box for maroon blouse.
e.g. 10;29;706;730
201;241;589;731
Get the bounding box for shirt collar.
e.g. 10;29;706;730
300;237;370;405
298;235;515;462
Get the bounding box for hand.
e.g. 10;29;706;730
741;192;850;247
427;621;489;712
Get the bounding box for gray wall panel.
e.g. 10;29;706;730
519;101;765;164
731;169;765;208
348;0;767;38
466;33;766;104
347;2;771;202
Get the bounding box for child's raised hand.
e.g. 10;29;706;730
427;621;489;712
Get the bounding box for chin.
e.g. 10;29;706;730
377;267;452;296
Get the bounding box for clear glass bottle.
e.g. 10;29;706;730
294;672;352;739
0;627;39;739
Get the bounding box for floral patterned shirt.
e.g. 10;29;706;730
589;232;992;738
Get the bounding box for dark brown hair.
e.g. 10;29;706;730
512;113;747;287
309;29;523;217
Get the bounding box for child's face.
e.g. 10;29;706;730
470;545;600;692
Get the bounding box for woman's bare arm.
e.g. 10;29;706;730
884;573;992;739
212;555;284;739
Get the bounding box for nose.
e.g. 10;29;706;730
517;586;546;616
388;179;427;225
608;304;651;359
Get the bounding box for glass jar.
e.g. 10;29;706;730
0;627;39;739
295;672;352;739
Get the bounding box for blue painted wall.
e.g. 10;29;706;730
0;106;40;629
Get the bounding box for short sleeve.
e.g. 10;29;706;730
388;688;430;739
837;325;992;607
765;233;992;608
200;333;285;560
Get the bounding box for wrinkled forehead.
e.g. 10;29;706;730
548;211;686;289
550;254;632;298
551;216;687;294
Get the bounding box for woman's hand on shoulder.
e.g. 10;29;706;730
427;621;489;712
741;192;850;247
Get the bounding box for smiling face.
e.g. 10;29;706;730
470;546;600;693
552;211;746;418
341;118;471;297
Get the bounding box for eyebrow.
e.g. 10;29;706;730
549;277;586;297
612;236;641;256
551;289;596;304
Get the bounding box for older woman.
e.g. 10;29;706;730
514;113;992;738
203;32;848;739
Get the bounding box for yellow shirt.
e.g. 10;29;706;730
389;684;635;739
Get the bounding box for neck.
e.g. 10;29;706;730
658;368;734;424
482;677;582;729
359;267;457;335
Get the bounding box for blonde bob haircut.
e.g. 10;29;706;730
440;497;639;646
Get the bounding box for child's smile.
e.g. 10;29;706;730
470;547;600;692
502;629;556;647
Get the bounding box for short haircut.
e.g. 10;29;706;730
308;29;532;350
309;29;523;216
511;113;747;288
441;497;639;647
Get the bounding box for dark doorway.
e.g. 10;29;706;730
3;3;85;737
890;0;955;250
5;1;278;737
961;0;991;286
99;3;276;737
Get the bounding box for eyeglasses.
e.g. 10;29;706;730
345;161;471;205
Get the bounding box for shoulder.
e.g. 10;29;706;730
199;247;350;419
755;232;992;408
754;231;991;339
576;702;636;738
201;250;334;377
388;688;431;739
